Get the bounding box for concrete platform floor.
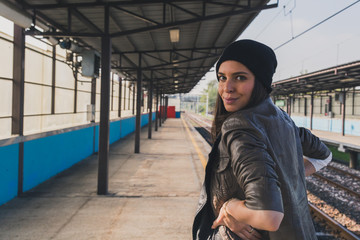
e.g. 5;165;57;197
311;129;360;147
0;118;209;240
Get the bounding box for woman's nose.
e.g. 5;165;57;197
224;79;234;92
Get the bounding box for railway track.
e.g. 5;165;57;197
327;165;360;181
185;112;360;240
312;172;360;199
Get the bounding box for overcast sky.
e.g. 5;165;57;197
190;0;360;94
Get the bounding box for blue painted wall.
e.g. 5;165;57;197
109;121;121;145
291;115;360;136
0;113;154;205
23;127;94;191
0;144;19;206
120;117;135;138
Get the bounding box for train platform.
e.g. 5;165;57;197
311;129;360;149
0;118;209;240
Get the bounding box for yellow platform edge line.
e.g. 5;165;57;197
182;117;207;169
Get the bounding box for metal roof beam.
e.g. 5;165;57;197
22;1;212;9
112;6;160;25
205;1;251;8
115;46;223;54
143;54;219;69
167;2;201;18
70;8;103;34
146;72;202;82
110;3;278;38
117;53;218;70
142;52;169;64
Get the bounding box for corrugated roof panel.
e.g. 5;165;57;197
5;0;273;93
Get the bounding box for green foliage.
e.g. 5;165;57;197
198;79;218;115
326;145;350;163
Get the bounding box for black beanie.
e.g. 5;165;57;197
216;39;277;93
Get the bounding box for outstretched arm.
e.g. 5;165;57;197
303;152;332;176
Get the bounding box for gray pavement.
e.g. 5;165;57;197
0;118;207;240
311;129;360;147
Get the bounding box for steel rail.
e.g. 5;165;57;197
313;172;360;199
309;203;360;240
326;165;360;181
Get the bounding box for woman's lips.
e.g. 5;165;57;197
223;97;238;104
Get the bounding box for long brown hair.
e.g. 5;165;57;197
210;78;269;142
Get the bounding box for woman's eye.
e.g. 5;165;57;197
218;75;226;81
235;75;246;81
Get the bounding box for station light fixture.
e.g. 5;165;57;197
340;78;356;83
169;28;180;43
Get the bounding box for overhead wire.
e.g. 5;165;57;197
274;0;360;50
254;0;293;39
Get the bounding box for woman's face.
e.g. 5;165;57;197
218;60;255;112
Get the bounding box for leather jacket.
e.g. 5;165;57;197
193;97;331;240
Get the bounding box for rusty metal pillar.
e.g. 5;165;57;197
148;73;153;139
118;77;122;118
74;67;78;113
310;93;314;130
155;87;159;131
349;151;358;169
12;24;25;196
165;96;168;121
51;45;56;114
135;53;142;153
132;82;136;115
91;77;96;120
97;4;111;195
159;91;162;127
341;91;346;136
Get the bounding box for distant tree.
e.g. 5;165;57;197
199;79;218;116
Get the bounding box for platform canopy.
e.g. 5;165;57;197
271;60;360;96
2;0;277;94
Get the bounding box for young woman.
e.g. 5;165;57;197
192;40;332;240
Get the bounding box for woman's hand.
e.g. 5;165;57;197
212;199;262;240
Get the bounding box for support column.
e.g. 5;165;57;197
97;5;111;195
132;83;136;115
51;45;56;114
341;91;346;136
148;75;153;139
12;24;25;196
74;67;78;113
128;81;131;110
165;96;168;121
155;87;159;131
352;87;355;115
123;80;126;110
118;77;122;118
310;93;314;130
349;151;358;169
162;95;166;123
91;77;96;121
135;53;142;153
287;96;291;116
91;77;96;154
159;92;162;127
163;94;165;122
111;72;114;111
